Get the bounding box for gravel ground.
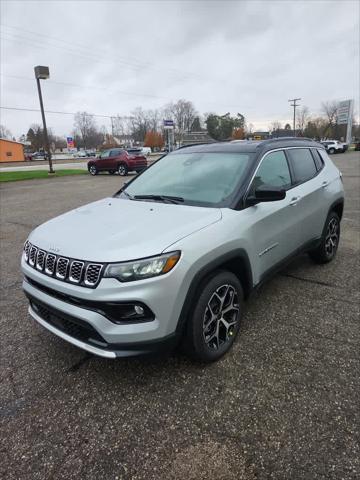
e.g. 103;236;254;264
0;152;359;479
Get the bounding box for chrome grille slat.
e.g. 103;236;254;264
85;264;103;286
24;241;31;261
69;261;84;283
56;257;69;279
29;246;38;266
45;253;56;275
25;244;103;288
36;250;46;271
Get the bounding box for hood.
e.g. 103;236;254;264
29;198;222;262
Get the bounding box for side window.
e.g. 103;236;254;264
288;148;317;183
101;150;110;159
312;149;325;171
318;149;329;163
249;150;291;195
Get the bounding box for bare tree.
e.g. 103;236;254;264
303;116;328;140
247;123;254;135
130;107;150;142
74;111;96;148
0;124;12;139
321;101;339;138
296;106;310;134
269;121;282;133
163;99;197;145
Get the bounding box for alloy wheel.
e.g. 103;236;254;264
118;165;126;176
203;284;240;350
325;217;339;258
89;166;97;175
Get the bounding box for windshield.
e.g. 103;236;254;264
121;151;253;206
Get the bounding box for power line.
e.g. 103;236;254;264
288;98;301;136
0;73;168;100
0;105;133;119
0;24;199;82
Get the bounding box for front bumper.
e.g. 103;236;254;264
21;256;186;357
26;292;177;358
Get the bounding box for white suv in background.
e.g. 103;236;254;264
21;138;344;362
321;140;346;154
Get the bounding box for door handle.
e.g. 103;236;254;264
321;181;329;188
289;196;300;206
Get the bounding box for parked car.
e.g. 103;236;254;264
321;140;346;154
87;148;147;176
354;141;360;151
26;151;46;160
74;150;87;158
21;138;344;362
126;147;142;155
141;147;152;156
86;150;96;157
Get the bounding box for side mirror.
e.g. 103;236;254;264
247;185;286;206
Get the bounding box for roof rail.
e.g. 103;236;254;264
176;142;214;149
260;136;314;145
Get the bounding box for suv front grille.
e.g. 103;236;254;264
23;241;104;288
36;250;46;271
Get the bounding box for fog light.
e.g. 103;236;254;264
134;305;144;315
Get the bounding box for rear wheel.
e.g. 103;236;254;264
89;165;98;175
184;271;243;362
328;148;335;154
118;164;128;176
309;211;340;264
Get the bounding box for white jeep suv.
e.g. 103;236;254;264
321;140;345;154
22;138;344;362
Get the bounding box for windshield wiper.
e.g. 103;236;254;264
133;194;184;204
121;190;133;199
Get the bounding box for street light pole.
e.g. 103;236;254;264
288;98;301;137
34;66;54;174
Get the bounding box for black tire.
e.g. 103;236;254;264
183;270;243;362
117;163;128;176
328;148;335;154
309;211;340;264
89;165;98;176
108;170;115;175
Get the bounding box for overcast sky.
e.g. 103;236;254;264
0;0;359;138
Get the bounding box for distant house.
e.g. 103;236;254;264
181;131;216;146
0;138;25;162
271;129;298;138
250;131;270;140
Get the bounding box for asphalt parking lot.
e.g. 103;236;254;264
1;152;359;480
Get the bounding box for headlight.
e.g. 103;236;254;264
104;251;181;282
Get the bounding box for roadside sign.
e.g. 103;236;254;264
337;100;351;125
163;119;174;130
337;100;354;144
66;136;74;148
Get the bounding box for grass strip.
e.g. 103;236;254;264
0;169;87;183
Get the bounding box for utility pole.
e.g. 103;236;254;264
34;66;54;173
288;98;301;137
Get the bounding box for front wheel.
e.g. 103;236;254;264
89;165;98;175
118;164;128;176
184;271;243;362
309;211;340;264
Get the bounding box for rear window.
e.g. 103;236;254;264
288;148;317;183
312;149;325;171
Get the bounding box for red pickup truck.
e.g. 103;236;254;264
87;148;147;176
